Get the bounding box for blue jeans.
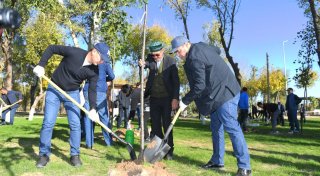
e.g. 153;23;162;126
210;93;251;170
83;91;112;147
2;107;17;124
39;85;81;157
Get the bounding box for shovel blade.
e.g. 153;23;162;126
143;135;171;163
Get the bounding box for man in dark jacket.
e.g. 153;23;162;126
285;88;302;133
139;41;180;159
0;88;23;125
172;36;251;176
33;42;108;168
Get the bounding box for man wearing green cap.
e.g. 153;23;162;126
139;41;180;160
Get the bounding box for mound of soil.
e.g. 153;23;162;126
108;161;175;176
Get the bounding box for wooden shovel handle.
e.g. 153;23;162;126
41;75;113;134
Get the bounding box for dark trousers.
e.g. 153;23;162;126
118;106;129;128
150;97;173;155
278;113;285;126
143;111;150;139
271;110;279;132
2;108;18;125
238;109;248;131
300;113;306;123
288;110;300;131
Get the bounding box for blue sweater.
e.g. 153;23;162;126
238;91;249;109
84;62;115;92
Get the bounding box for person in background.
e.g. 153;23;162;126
257;102;280;134
238;87;249;132
299;104;306;124
285;88;302;134
82;47;115;148
117;84;131;129
138;41;180;160
171;36;251;176
277;101;285;126
32;42;108;168
0;87;23;125
128;82;141;129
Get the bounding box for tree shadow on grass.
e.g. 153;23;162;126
174;119;211;132
1;134;70;176
249;152;320;175
171;154;229;175
249;148;320;165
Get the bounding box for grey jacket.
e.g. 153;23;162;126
118;91;130;109
182;42;240;115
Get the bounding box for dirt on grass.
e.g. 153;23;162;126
108;161;175;176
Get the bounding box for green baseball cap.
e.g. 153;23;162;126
148;41;164;52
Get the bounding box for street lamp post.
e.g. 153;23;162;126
282;40;288;91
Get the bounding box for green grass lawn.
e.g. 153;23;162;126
0;115;319;176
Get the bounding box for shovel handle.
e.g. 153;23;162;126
42;75;136;160
1;100;21;112
41;75;114;134
163;107;182;140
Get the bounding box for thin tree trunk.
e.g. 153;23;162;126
308;0;320;67
182;16;190;40
139;2;148;161
1;31;14;90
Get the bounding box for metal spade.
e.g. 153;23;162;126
144;108;182;163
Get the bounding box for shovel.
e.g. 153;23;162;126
41;75;137;160
144;107;182;163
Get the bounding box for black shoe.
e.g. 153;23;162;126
165;154;173;160
70;155;82;167
36;155;50;168
236;168;252;176
201;161;224;169
144;137;151;143
86;145;92;149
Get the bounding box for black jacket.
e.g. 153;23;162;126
144;54;180;100
182;42;240;115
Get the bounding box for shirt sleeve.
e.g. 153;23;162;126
105;63;115;82
86;66;99;110
38;45;73;67
182;59;206;105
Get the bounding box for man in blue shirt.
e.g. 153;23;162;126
0;88;23;125
238;87;249;132
82;50;115;148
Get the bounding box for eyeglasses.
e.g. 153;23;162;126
151;53;161;57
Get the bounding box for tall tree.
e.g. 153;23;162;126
0;0;34;90
257;68;286;103
197;0;242;84
297;0;320;67
165;0;191;40
122;24;173;67
293;67;318;109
